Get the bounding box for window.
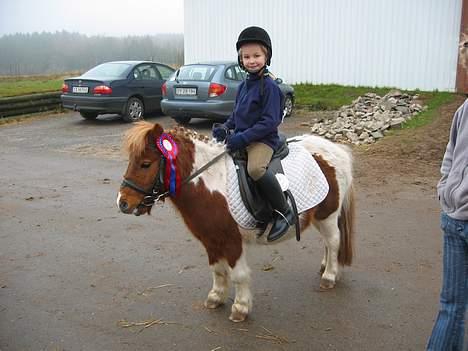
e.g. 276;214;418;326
133;64;158;80
177;65;217;81
82;63;131;78
156;64;175;80
225;66;236;80
234;65;246;81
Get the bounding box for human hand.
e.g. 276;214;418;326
226;133;247;151
212;123;228;142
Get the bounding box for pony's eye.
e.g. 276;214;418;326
141;162;152;169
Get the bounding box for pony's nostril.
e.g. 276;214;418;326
119;201;129;212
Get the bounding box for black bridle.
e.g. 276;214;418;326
121;157;169;208
121;148;228;210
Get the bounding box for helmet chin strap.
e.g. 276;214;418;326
245;65;267;75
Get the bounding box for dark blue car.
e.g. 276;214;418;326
61;61;175;122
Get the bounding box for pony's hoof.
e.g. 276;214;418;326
204;299;224;309
204;293;225;309
229;303;248;322
320;277;336;290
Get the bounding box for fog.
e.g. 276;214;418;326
0;0;184;37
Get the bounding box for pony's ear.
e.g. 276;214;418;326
152;123;164;137
148;123;164;141
146;123;164;148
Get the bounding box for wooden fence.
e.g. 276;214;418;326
0;92;62;118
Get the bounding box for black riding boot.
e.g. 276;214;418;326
255;170;296;242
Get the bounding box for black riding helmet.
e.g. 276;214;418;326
236;26;272;69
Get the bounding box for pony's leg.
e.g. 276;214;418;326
316;214;340;289
320;247;328;275
229;250;252;322
205;260;230;309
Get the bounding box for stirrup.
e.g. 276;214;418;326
273;209;293;226
266;209;294;242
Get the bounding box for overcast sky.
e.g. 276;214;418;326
0;0;184;37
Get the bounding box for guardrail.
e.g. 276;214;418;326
0;92;62;118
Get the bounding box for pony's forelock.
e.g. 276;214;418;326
123;121;155;157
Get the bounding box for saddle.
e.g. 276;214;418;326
231;136;301;240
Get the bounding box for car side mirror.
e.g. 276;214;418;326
275;78;283;84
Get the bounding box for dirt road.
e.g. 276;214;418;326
0;99;465;351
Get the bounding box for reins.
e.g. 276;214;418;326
181;149;228;186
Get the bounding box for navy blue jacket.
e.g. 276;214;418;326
224;73;283;151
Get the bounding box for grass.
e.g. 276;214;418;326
293;84;392;110
400;91;455;129
293;83;457;129
0;74;458;131
0;73;77;97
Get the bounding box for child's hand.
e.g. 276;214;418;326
212;123;228;142
226;134;247;151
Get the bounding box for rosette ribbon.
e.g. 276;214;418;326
156;133;180;196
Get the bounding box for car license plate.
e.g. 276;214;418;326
72;86;89;93
175;87;197;96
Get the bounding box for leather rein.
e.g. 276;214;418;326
121;145;228;210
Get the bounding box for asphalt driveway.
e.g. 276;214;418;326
0;111;447;351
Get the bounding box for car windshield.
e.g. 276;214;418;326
177;65;217;81
82;63;131;78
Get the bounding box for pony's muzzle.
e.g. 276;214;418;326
117;192;132;214
119;199;130;213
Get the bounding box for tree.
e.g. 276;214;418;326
0;31;184;75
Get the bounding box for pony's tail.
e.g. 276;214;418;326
338;183;355;266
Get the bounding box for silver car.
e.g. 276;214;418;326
161;61;294;124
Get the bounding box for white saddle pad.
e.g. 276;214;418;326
226;143;329;229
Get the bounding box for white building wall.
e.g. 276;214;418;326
184;0;463;91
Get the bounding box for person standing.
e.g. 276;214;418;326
427;40;468;350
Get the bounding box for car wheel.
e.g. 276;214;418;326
283;95;293;118
123;97;144;123
79;111;98;120
173;116;191;125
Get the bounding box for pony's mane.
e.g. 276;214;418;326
123;121;213;157
170;125;211;144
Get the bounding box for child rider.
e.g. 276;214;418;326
212;26;295;242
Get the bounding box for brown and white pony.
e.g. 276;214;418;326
117;121;355;322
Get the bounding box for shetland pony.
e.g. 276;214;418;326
117;122;355;322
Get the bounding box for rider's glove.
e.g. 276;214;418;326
212;123;228;142
226;133;247;151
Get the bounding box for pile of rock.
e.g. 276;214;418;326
310;90;426;144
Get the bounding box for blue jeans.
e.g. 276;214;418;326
427;212;468;351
